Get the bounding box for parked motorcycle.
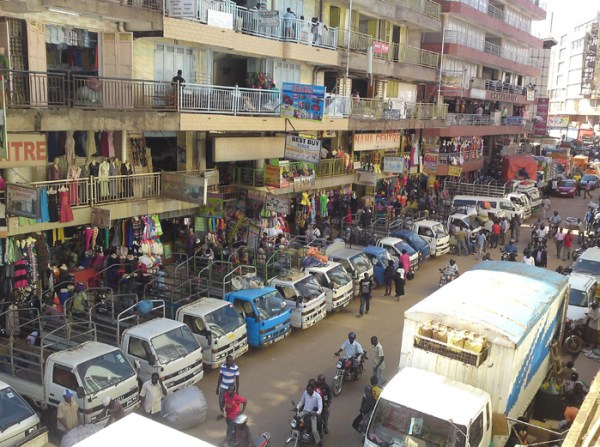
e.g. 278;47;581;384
225;414;271;447
438;268;457;288
563;319;587;355
332;352;365;396
286;403;324;447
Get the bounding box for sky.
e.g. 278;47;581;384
535;0;600;37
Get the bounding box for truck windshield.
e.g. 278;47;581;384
151;326;201;364
431;223;447;237
569;289;589;307
573;259;600;277
367;399;467;447
379;250;395;265
77;349;136;395
393;242;416;256
205;305;245;337
350;253;372;275
464;217;481;230
0;387;36;433
254;291;287;320
295;276;323;299
327;265;351;287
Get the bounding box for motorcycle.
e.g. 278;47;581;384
332;352;365;396
225;414;271;447
438;268;457;288
286;403;324;447
501;251;517;262
563;319;587;355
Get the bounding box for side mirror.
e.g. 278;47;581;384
134;359;141;370
76;386;86;398
148;354;156;366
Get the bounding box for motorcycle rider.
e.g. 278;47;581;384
502;239;518;260
315;375;332;434
549;211;562;235
296;383;323;447
334;331;365;373
228;414;255;447
442;259;459;280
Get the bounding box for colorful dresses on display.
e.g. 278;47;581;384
98;160;110;198
47;188;60;222
67;164;82;205
59;189;74;223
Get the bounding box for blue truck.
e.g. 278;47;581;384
362;246;398;287
390;229;431;260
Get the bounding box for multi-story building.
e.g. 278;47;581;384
0;0;447;288
418;0;546;178
548;12;600;142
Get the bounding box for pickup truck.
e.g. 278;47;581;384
411;219;450;257
0;380;47;447
0;312;139;429
389;229;431;260
304;261;354;312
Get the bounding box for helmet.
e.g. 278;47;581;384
234;414;248;425
510;239;515;243
348;331;356;341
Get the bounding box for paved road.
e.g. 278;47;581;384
185;195;595;446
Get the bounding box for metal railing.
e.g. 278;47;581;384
179;83;280;115
90;172;161;205
444;0;532;33
352;99;448;120
314;158;350;177
438;150;483;164
325;95;351;118
1;69;67;108
30;179;91;208
109;0;163;11
398;0;441;19
233;167;265;187
442;30;530;66
470;78;527;96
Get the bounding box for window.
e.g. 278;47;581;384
469;411;485;447
387;80;399;98
128;337;152;361
183;314;207;335
557;62;564;73
419;227;434;238
559;48;565;59
53;364;78;390
274;61;300;86
560;35;567;45
572;39;584;50
155;43;195;84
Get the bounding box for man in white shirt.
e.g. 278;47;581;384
140;373;167;420
296;383;323;447
335;331;364;372
522;250;535;266
542;197;551;219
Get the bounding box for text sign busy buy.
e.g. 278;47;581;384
353;132;401;151
0;133;47;167
284;135;322;164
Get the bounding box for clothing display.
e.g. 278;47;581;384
65;131;75;165
37;188;50;223
59;189;74;223
48;163;62;181
98;160;110;198
109;160;118;198
67;164;82;205
47;188;60;222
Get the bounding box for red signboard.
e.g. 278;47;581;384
533;98;549;137
373;41;389;54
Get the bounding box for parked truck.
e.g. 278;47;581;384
0;380;48;447
410;220;450;257
328;248;375;296
304;261;354;312
376;237;420;272
444;178;542;211
0;311;139;429
364;262;568;447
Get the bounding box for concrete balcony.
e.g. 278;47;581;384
396;0;442;32
423;112;527;136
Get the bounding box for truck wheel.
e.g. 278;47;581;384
564;335;584;355
332;376;343;396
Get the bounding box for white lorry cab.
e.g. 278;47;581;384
176;298;249;368
305;262;353;312
328;249;375;297
452;195;523;220
376;237;419;271
513;180;542;210
506;192;532;219
567;273;597;323
268;272;327;329
412;220;451;257
0;381;47;447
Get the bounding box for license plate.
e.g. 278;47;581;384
274;334;285;343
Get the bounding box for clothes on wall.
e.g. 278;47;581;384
46;130;115;162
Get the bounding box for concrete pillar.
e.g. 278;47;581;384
196;131;207;171
120;130;127;163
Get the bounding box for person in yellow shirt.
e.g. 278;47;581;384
57;389;79;440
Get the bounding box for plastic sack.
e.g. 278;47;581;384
161;386;207;430
447;330;466;353
61;423;104;447
135;300;154;316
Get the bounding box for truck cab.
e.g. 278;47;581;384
304;262;354;312
567;273;597;323
506;192;532;219
176;298;249;369
268;273;327;329
390;229;431;260
514;181;542;210
0;381;45;447
362;246;398;287
328;249;375;296
412;220;450;257
364;367;492;447
376;237;420;272
224;287;291;347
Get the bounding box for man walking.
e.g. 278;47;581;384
140;372;167;421
476;231;487;260
584;181;593;199
456;228;468;256
222;385;248;446
555;228;565;259
511;215;521;243
216;355;240;420
490;220;500;249
358;272;372;317
57;389;79;441
542;196;551;219
370;336;385;385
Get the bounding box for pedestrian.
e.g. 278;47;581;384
476;231;487;260
490;220;500;248
222;385;248;446
283;7;296;39
171;69;185;86
533;244;547;268
576;178;581;196
383;260;394;296
465;227;474;254
394;264;405;301
522;250;535;266
511;215;521;243
564;230;573;261
216;355;240;420
585;208;594;232
584;181;593;199
542;196;551;219
499;217;509;246
57;389;79;440
103;396;125;426
555;228;565;259
315;375;332;434
186;227;197;258
351;376;381;434
140;372;167;421
455;228;468;256
586;303;599;349
370;336;385;386
357;272;372;317
399;249;410;273
578;218;586;245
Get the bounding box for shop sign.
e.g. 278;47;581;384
489;92;519;102
258;10;280;27
373;41;389;54
353;132;401;152
198;197;224;218
167;0;196;17
355;170;378;186
265;164;280;188
266;194;290;214
280;83;326;121
194;217;207;233
470;88;486;100
533;98;549;137
547;115;569;128
284;135;322;164
207;10;233;29
6;184;39;219
423;148;439;176
91;207;111;229
0;133;47;168
293;174;316;192
526;88;535;102
162;172;209;205
383;157;404;174
448;166;463;177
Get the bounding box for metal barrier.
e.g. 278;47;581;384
179;83;280;115
398;0;442;19
314;158;349;177
1;69;67;108
90;172;161;205
30;179;91;208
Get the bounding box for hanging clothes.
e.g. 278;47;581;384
100;132;110;157
37;187;50;223
47;189;60;222
67;164;82;205
107;131;115;158
74;131;87;157
65;130;75;165
98;160;110;198
59;189;74;223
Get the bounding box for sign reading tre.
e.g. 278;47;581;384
0;133;48;167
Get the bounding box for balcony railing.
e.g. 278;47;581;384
1;70;67;108
442;30;530;66
30;179;91;207
314;158;351;177
446;113;491;126
90;173;161;205
109;0;163;11
471;77;528;96
179;83;280;115
352;99;448;120
444;0;532;33
398;0;442;19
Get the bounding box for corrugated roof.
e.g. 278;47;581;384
405;261;567;346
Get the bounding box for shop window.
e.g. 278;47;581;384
52;364;78;390
387;81;399;98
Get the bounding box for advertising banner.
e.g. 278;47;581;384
373;41;389;54
265;164;280;188
284;135;322;163
293;174;316;191
533;98;549;137
6;184;39;219
161;172;211;205
91;207;111;229
355;170;378;186
448;166;463;177
0;133;47;168
423;147;439;175
353;132;401;151
266;194;290;214
207;10;233;29
547;115;569;129
167;0;196;17
383;157;404;174
280;83;326;121
198;197;224;218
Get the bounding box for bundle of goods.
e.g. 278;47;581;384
416;320;489;354
301;247;328;269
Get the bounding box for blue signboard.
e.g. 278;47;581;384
280;83;326;121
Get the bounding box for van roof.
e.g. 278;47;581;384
577;247;600;262
329;249;364;259
305;261;341;272
405;261;567;347
363;245;387;254
180;298;231;314
378;237;404;245
569;273;597;291
382;367;489;426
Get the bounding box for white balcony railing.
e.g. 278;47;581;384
179;83;280;115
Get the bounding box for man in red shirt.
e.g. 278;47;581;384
221;385;247;446
490;221;501;249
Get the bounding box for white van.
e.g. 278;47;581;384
452;195;523;220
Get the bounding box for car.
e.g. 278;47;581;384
571;247;600;283
555;179;577;198
580;174;600;190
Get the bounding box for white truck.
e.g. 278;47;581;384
328;249;375;297
0;312;139;429
0;380;47;447
304;261;354;312
506;192;532;219
411;220;451;257
376;237;420;271
268;272;328;329
81;293;204;392
365;261;568;447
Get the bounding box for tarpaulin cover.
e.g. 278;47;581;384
161;386;207;430
502;155;538;181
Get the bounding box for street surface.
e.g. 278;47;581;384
184;194;598;446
